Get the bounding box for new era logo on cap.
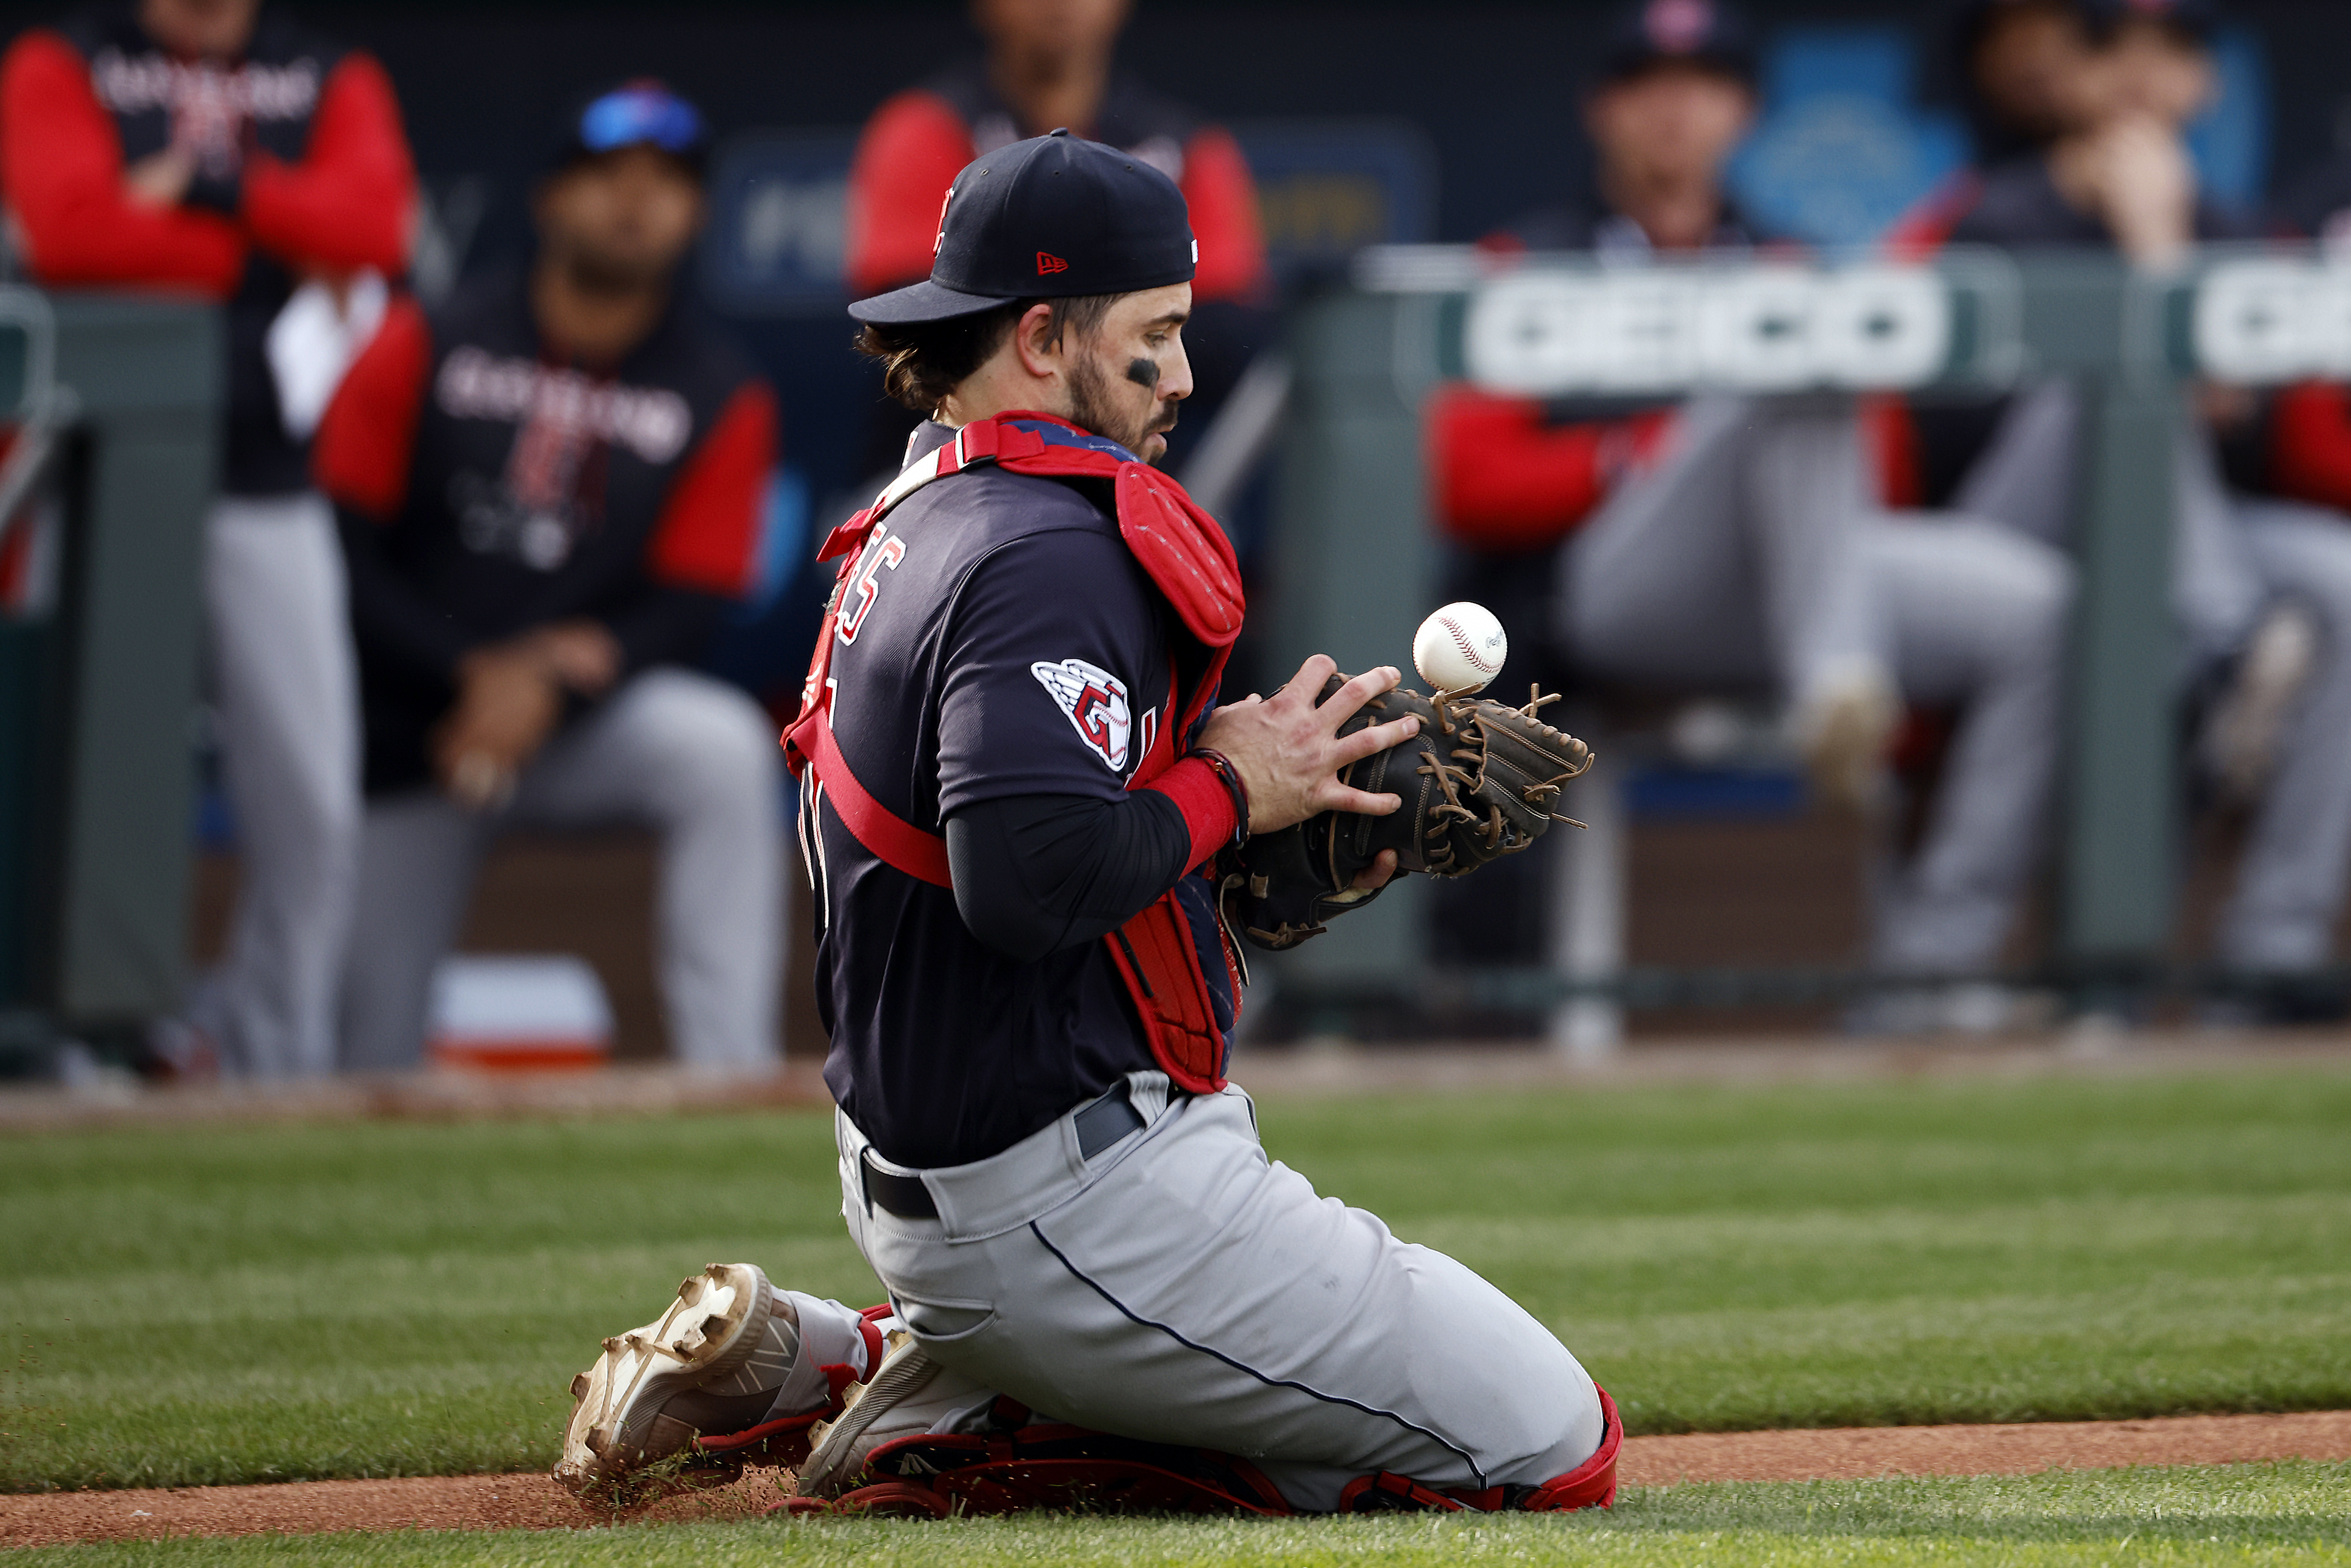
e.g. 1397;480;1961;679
847;129;1197;327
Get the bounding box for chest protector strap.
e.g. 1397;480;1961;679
782;413;1245;1095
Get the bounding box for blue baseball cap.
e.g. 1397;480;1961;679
556;79;710;175
848;129;1198;326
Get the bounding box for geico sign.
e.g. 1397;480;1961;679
1463;265;1951;394
2192;261;2351;382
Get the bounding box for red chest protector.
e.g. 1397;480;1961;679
782;412;1246;1094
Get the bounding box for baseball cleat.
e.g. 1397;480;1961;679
793;1327;993;1498
1794;665;1899;815
554;1261;775;1497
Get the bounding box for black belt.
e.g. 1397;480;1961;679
861;1083;1147;1221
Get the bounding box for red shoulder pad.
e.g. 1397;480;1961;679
978;413;1246;648
1114;465;1244;648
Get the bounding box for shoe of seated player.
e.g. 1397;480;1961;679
1792;661;1900;815
553;1263;889;1498
793;1325;999;1499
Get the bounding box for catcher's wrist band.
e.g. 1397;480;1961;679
1190;747;1252;847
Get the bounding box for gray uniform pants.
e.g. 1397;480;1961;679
1560;394;1880;702
1962;382;2351;967
1557;395;2073;972
197;493;361;1079
840;1074;1606;1514
339;667;784;1071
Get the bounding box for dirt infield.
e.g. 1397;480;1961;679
4;1412;2345;1547
6;1032;2349;1136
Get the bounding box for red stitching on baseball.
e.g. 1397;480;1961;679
1443;616;1500;672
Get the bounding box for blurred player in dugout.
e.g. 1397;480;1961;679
312;83;786;1071
1896;0;2351;1019
0;0;414;1078
1426;0;2077;1029
846;0;1268;477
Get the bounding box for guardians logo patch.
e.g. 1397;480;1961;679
1031;657;1132;772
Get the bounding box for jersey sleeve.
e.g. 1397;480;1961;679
240;52;417;276
312;294;431;518
1860;394;1924;509
0;29;245;293
845;89;973;297
2264;381;2351;513
1180;126;1268;303
1426;382;1665;550
645;378;778;597
935;527;1166;817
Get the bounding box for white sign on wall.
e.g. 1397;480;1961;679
2191;259;2351;382
1462;265;1952;395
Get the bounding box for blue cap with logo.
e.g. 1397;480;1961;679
556;79;710;176
848;128;1198;326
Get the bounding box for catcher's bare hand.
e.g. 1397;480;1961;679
1195;656;1420;835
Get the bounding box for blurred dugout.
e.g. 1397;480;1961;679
0;0;413;1079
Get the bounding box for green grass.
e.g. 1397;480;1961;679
2;1066;2348;1493
10;1464;2351;1565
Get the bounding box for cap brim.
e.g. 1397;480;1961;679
847;279;1018;325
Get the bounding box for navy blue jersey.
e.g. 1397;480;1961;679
812;421;1184;1169
1948;153;2257;249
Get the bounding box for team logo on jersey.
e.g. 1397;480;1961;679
1031;657;1131;771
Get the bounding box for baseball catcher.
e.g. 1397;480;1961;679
555;129;1614;1519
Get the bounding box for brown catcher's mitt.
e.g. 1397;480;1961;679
1223;679;1594;951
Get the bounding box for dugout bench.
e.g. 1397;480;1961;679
1267;245;2351;1047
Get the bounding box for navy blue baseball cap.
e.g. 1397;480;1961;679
1597;0;1759;85
848;128;1198;326
2089;0;2217;41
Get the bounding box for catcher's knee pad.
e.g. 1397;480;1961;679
1336;1386;1622;1515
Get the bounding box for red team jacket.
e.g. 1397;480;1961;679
847;61;1267;304
0;3;414;494
1424;207;1761;552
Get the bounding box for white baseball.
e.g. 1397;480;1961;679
1414;601;1508;694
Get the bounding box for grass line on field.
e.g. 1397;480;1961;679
7;1463;2351;1566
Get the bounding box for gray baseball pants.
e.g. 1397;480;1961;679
838;1072;1606;1514
338;667;784;1071
196;492;362;1079
1961;382;2351;967
2218;502;2351;966
1556;394;2073;972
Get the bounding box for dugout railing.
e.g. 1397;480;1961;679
1266;244;2351;1046
0;292;218;1071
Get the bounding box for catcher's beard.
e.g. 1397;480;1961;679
1067;348;1177;462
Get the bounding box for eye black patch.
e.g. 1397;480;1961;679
1124;357;1160;389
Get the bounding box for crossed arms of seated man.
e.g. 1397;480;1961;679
947;657;1418;962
